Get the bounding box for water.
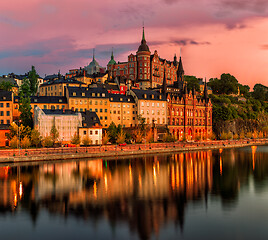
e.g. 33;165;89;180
0;145;268;240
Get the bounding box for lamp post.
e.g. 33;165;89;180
18;120;21;156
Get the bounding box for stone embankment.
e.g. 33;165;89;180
0;139;267;164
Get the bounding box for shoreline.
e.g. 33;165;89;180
0;139;267;164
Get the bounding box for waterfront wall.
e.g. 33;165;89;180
0;139;267;163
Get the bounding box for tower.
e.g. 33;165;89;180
136;27;151;81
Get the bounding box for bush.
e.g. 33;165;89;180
82;136;92;146
246;132;252;139
71;133;80;145
21;136;31;149
10;136;19;149
42;136;53;148
163;133;176;142
233;133;239;140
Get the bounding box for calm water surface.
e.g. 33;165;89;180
0;146;268;240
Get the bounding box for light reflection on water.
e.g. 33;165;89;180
0;146;268;240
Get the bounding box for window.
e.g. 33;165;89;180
6;111;10;116
84;130;87;135
147;102;149;107
95;130;98;135
6;103;10;107
90;130;93;135
0;103;3;107
141;102;144;107
73;92;76;96
105;109;107;112
100;109;103;112
0;111;3;116
152;102;154;107
95;109;98;112
7;120;10;124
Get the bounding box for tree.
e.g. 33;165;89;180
21;136;31;149
116;129;126;144
132;129;143;143
31;129;41;147
50;118;59;145
28;66;39;95
184;75;201;92
146;129;154;143
82;136;91;146
102;131;110;145
10;136;19;149
0;81;14;91
252;84;268;101
107;122;118;143
42;136;53;148
19;78;33;128
71;132;80;145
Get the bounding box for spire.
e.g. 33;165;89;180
142;26;145;41
137;26;150;52
162;68;167;95
204;78;209;101
108;48;116;65
173;53;178;66
177;55;184;82
93;49;95;60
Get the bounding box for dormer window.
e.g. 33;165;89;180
151;94;154;99
59;99;62;103
144;94;147;99
97;93;100;97
73;92;76;96
34;99;37;102
159;95;162;100
120;98;123;101
82;93;85;97
102;93;105;97
92;93;95;97
127;98;130;102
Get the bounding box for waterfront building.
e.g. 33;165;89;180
128;89;167;126
13;96;68;121
109;94;137;127
79;111;102;145
39;77;86;97
0;90;13;125
66;86;110;127
0;124;9;147
34;107;82;143
107;27;179;88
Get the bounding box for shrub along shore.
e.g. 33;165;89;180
0;139;267;164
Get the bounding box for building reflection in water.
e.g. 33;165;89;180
0;146;268;240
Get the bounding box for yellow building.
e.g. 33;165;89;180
129;89;167;126
109;94;137;127
13;96;68;121
39;78;87;97
0;90;13;125
66;86;110;128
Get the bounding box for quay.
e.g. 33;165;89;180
0;139;267;164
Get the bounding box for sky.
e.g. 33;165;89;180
0;0;268;88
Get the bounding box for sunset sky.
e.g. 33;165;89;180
0;0;268;88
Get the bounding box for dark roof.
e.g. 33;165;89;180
104;83;119;91
41;78;85;86
67;86;109;98
42;109;78;115
0;124;10;130
31;96;67;104
43;74;59;81
109;93;135;103
81;111;101;128
0;90;12;101
132;89;166;101
0;77;18;87
137;27;150;52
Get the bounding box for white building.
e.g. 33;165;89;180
34;107;82;143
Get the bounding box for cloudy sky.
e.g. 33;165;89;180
0;0;268;87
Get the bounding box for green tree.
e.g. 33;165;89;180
252;84;268;101
19;78;33;128
184;75;201;92
107;122;118;143
10;136;19;149
0;81;14;91
28;66;39;95
102;131;110;145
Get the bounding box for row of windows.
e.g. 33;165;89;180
0;111;10;116
141;102;165;107
141;109;165;115
83;130;99;135
0;103;10;108
111;104;134;108
72;100;108;105
0;119;10;124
